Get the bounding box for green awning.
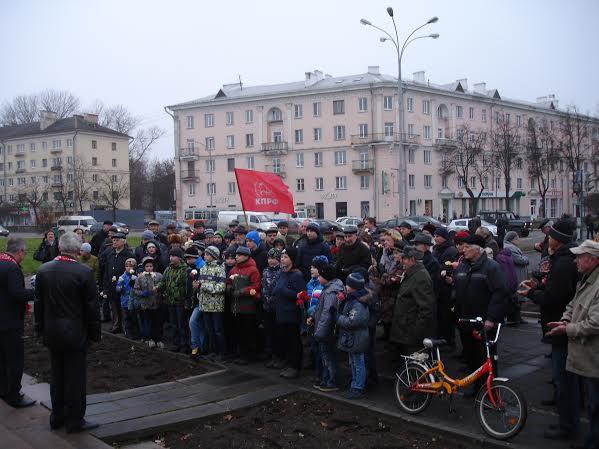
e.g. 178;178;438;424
511;191;526;199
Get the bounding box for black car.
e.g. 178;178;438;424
309;219;345;233
478;210;531;237
378;217;419;230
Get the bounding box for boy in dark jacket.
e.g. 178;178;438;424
262;249;281;366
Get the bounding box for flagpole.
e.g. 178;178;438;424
234;169;250;229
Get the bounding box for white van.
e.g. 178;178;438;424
217;211;278;231
57;215;98;234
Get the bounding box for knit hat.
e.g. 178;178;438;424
273;237;285;248
399;221;412;229
267;248;281;260
146;241;157;250
103;220;113;226
215;230;225;239
277;221;289;228
346;272;365;290
422;223;437;236
281;247;298;266
125;257;137;267
434;227;450;240
141;230;154;240
204;228;215;237
236;246;251;257
169;247;184;259
413;232;433;246
538;218;553;230
311;255;328;271
192;241;206;252
265;227;279;235
318;263;336;281
453;230;470;243
246;230;261;246
344;227;357;235
81;242;92;253
464;234;486;247
205;245;220;260
504;231;519;243
141;256;155;267
549;219;574;244
184;247;200;259
306;222;320;234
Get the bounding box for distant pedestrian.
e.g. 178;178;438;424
33;230;59;263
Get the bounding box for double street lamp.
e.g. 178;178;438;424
360;8;439;217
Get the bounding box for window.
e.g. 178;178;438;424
438;128;444;138
30;176;36;184
409;174;415;188
112;158;117;167
7;145;11;155
92;174;98;182
333;100;345;115
384;95;393;110
334;150;346;165
505;113;510;124
313;102;321;117
313;128;322;142
227;158;235;172
67;173;73;182
17;160;25;169
470;176;476;187
112;174;118;182
245;133;254;147
92;157;98;166
456;106;463;119
358;97;368;112
314;152;323;167
315;177;324;190
423;126;431;140
30;143;36;153
294;104;303;119
442;175;448;188
17;144;25;153
246;156;254;169
407;97;414;112
43;176;48;184
296;152;304;168
516;158;523;169
206;159;215;172
517;178;523;189
67;156;73;165
359;124;368;138
296;178;305;192
481;109;487;123
407;124;415;137
226;135;235;149
207;183;216;195
245;109;253;123
225;111;234;126
496;176;501;189
42;158;47;167
42;141;47;150
424;150;432;164
228;182;236;194
8;178;13;186
360;175;369;189
272;131;282;143
205;137;215;150
188;183;196;195
335;176;347;189
295;129;304;144
469;107;475;120
52;139;61;149
408;149;415;164
384;122;394;137
204;113;214;127
483;176;489;189
333;125;345;140
186;116;194;129
111;142;117;151
91;140;97;149
30;160;36;168
516;115;522;126
458;176;465;188
422;100;430;114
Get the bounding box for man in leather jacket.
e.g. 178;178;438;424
35;232;101;433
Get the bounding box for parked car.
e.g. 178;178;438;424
0;224;9;237
57;215;98;234
88;221;130;235
336;217;362;227
270;218;300;235
309;219;345;233
378;217;419;230
478;210;531;237
404;215;446;230
447;218;498;237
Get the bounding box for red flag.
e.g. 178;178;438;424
234;169;294;213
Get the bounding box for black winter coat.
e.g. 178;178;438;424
422;251;441;297
251;242;269;274
432;240;458;265
272;268;305;324
528;242;578;344
336;240;371;281
0;253;34;331
33;239;59;263
90;230;108;256
34;256;100;350
453;253;508;324
100;247;135;300
297;234;331;280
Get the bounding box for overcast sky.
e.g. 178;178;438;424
1;0;597;158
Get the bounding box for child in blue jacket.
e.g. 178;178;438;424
116;258;140;339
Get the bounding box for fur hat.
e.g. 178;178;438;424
434;227;450;240
346;272;365;290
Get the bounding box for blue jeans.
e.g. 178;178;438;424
317;341;337;387
348;352;366;391
582;376;599;449
202;312;225;355
552;343;580;434
189;306;206;351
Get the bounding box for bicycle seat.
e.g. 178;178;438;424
423;338;447;348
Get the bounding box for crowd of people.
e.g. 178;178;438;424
1;214;598;446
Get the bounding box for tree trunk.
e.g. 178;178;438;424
112;207;117;222
540;194;547;218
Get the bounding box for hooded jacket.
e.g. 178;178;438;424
133;271;163;310
227;257;261;314
502;240;529;285
157;261;187;306
272;267;305;324
197;260;226;312
261;265;280;312
336;288;370;353
313;278;344;341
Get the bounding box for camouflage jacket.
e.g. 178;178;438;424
197;260;226;312
157;262;187;306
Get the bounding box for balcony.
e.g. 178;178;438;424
350;132;421;146
16;168;26;174
179;149;199;161
181;170;200;182
50;165;63;171
51;181;63;188
50;147;63;154
265;164;286;178
261;141;288;156
351;160;374;174
435;138;457;149
438;160;454;175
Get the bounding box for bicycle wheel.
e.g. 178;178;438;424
395;362;433;414
475;380;527;439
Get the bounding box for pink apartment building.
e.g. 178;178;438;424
167;66;599;222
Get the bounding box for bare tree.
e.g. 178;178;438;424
0;89;80;125
17;181;50;226
130;126;165;164
94;102;140;134
491;115;522;211
69;157;96;213
39;89;80;119
99;173;130;221
442;125;489;215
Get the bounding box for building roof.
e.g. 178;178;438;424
0;115;131;140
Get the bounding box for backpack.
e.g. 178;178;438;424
495;249;518;292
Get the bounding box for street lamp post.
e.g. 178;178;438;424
361;10;438;217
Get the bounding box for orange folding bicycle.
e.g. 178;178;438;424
394;318;527;440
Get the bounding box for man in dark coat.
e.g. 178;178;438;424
90;220;112;256
397;221;415;243
245;230;268;274
336;228;371;281
35;232;101;432
432;227;458;344
413;233;441;297
0;238;35;408
296;222;331;280
100;232;134;333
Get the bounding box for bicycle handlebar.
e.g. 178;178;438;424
457;317;502;343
